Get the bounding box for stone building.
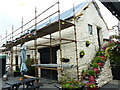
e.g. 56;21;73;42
3;0;112;87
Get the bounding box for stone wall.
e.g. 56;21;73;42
10;2;110;83
96;59;113;87
57;2;109;80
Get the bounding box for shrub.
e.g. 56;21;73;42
96;50;105;56
81;69;86;74
93;57;102;63
92;63;99;68
87;70;95;76
25;58;35;76
61;78;85;89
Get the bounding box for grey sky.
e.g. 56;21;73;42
0;0;118;41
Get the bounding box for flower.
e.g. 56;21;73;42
87;84;97;88
109;41;113;43
100;56;105;60
61;78;85;89
102;46;107;50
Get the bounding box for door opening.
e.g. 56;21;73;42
15;55;19;71
38;46;59;80
97;27;101;49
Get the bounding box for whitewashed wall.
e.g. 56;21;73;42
11;2;111;82
57;2;109;80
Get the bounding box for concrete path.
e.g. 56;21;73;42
2;77;61;90
99;80;120;90
2;76;120;90
0;78;2;90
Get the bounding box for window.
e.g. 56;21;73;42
88;24;93;35
27;55;30;59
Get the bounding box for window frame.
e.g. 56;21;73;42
88;24;93;35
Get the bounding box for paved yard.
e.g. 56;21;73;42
1;76;120;90
0;78;2;90
99;80;120;90
2;77;60;90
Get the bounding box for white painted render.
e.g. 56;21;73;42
9;1;112;86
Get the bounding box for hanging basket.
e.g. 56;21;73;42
61;58;70;63
86;41;90;47
80;55;84;58
80;50;85;58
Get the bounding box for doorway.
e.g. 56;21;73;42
15;55;19;71
97;27;101;49
38;46;59;80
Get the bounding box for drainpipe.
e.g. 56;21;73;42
118;20;120;41
118;20;120;36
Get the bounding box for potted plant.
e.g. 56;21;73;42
93;57;103;68
96;51;106;61
92;63;99;74
99;56;106;61
25;58;35;76
81;69;87;81
61;78;85;90
61;58;70;63
96;51;105;56
14;67;20;77
87;70;95;82
87;84;98;90
80;50;85;58
86;40;90;47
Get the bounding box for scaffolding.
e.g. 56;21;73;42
1;1;79;80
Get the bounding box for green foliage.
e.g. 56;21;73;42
61;77;85;89
108;42;120;67
87;70;95;76
92;63;99;68
110;35;120;39
14;66;20;72
88;84;97;88
81;69;86;74
25;58;35;76
80;50;85;55
93;57;102;63
102;41;120;67
26;58;34;66
96;50;105;56
86;40;90;45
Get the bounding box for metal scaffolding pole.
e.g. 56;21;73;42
21;17;23;45
20;17;23;66
34;7;38;77
58;1;63;75
50;34;52;64
50;34;52;80
73;4;79;80
10;25;14;74
5;30;7;54
1;1;78;80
